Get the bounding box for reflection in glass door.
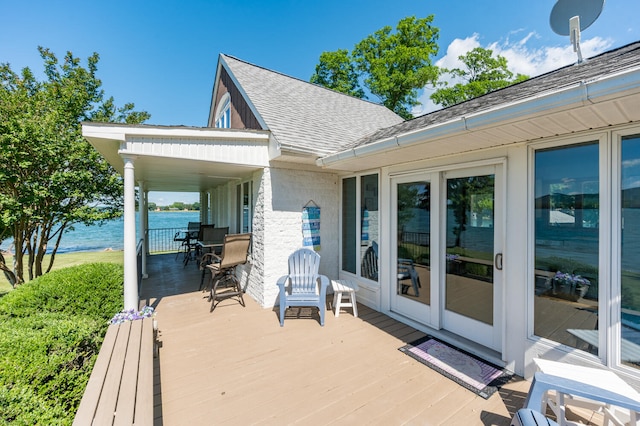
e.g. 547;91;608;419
445;175;495;324
397;181;431;305
443;167;501;350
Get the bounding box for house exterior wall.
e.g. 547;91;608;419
241;169;265;305
257;166;340;308
351;145;530;377
220;165;339;309
332;123;640;387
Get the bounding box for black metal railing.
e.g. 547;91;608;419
398;231;430;263
146;227;185;254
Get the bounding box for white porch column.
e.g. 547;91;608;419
138;180;148;279
123;157;138;311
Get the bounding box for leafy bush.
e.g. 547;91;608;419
0;263;123;425
0;263;123;322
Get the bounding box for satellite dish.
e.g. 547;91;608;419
550;0;605;63
550;0;605;36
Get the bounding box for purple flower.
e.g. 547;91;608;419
109;305;155;325
554;271;590;287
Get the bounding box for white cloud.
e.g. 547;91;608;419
413;33;614;116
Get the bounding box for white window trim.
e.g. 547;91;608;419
215;93;231;128
527;127;640;379
340;171;380;282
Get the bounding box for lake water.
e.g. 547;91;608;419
1;211;201;254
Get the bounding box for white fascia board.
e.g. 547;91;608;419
396;118;467;147
207;59;223;126
319;66;640;167
268;134;282;160
82;122;270;142
463;66;640;130
582;66;640;101
353;136;399;156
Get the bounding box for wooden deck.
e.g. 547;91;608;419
141;254;533;425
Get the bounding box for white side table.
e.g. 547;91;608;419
331;280;359;318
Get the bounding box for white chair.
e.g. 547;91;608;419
276;248;329;326
511;408;558;426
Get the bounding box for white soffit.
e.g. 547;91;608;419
318;67;640;172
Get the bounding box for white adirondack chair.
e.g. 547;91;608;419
276;248;329;326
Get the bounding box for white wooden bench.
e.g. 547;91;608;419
73;317;154;426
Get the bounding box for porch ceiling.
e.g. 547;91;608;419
119;156;257;192
82;123;271;192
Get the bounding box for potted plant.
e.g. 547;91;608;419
552;271;591;302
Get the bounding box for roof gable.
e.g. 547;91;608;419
217;54;404;155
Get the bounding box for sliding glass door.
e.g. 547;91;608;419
391;164;503;351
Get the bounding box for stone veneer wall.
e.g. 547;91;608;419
242;166;339;308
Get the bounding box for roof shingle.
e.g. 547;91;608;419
221;54;404;155
350;41;640;149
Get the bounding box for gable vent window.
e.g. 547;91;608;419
215;93;231;128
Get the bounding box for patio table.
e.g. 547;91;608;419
196;240;224;255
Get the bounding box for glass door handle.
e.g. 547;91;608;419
495;253;503;270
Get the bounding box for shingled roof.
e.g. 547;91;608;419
220;54;403;155
348;40;640;150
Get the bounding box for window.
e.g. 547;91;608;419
620;135;640;370
236;181;252;234
341;174;379;281
342;178;356;273
533;142;599;354
532;133;640;374
215;93;231;128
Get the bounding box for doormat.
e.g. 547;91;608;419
398;336;513;399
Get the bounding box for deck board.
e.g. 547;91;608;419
141;254;531;425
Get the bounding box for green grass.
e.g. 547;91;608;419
0;251;123;295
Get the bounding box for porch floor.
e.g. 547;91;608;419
142;254;532;425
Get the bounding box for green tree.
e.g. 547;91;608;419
0;47;149;285
430;47;529;108
353;16;440;119
311;15;440;119
310;49;364;98
0;221;16;286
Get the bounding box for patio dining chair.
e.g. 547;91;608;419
203;233;251;312
173;231;189;260
276;248;330;326
199;226;230;290
182;221;202;266
197;223;215;241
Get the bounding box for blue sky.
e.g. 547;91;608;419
2;0;638;204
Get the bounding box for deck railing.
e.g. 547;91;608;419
399;231;430;262
146;227;184;254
